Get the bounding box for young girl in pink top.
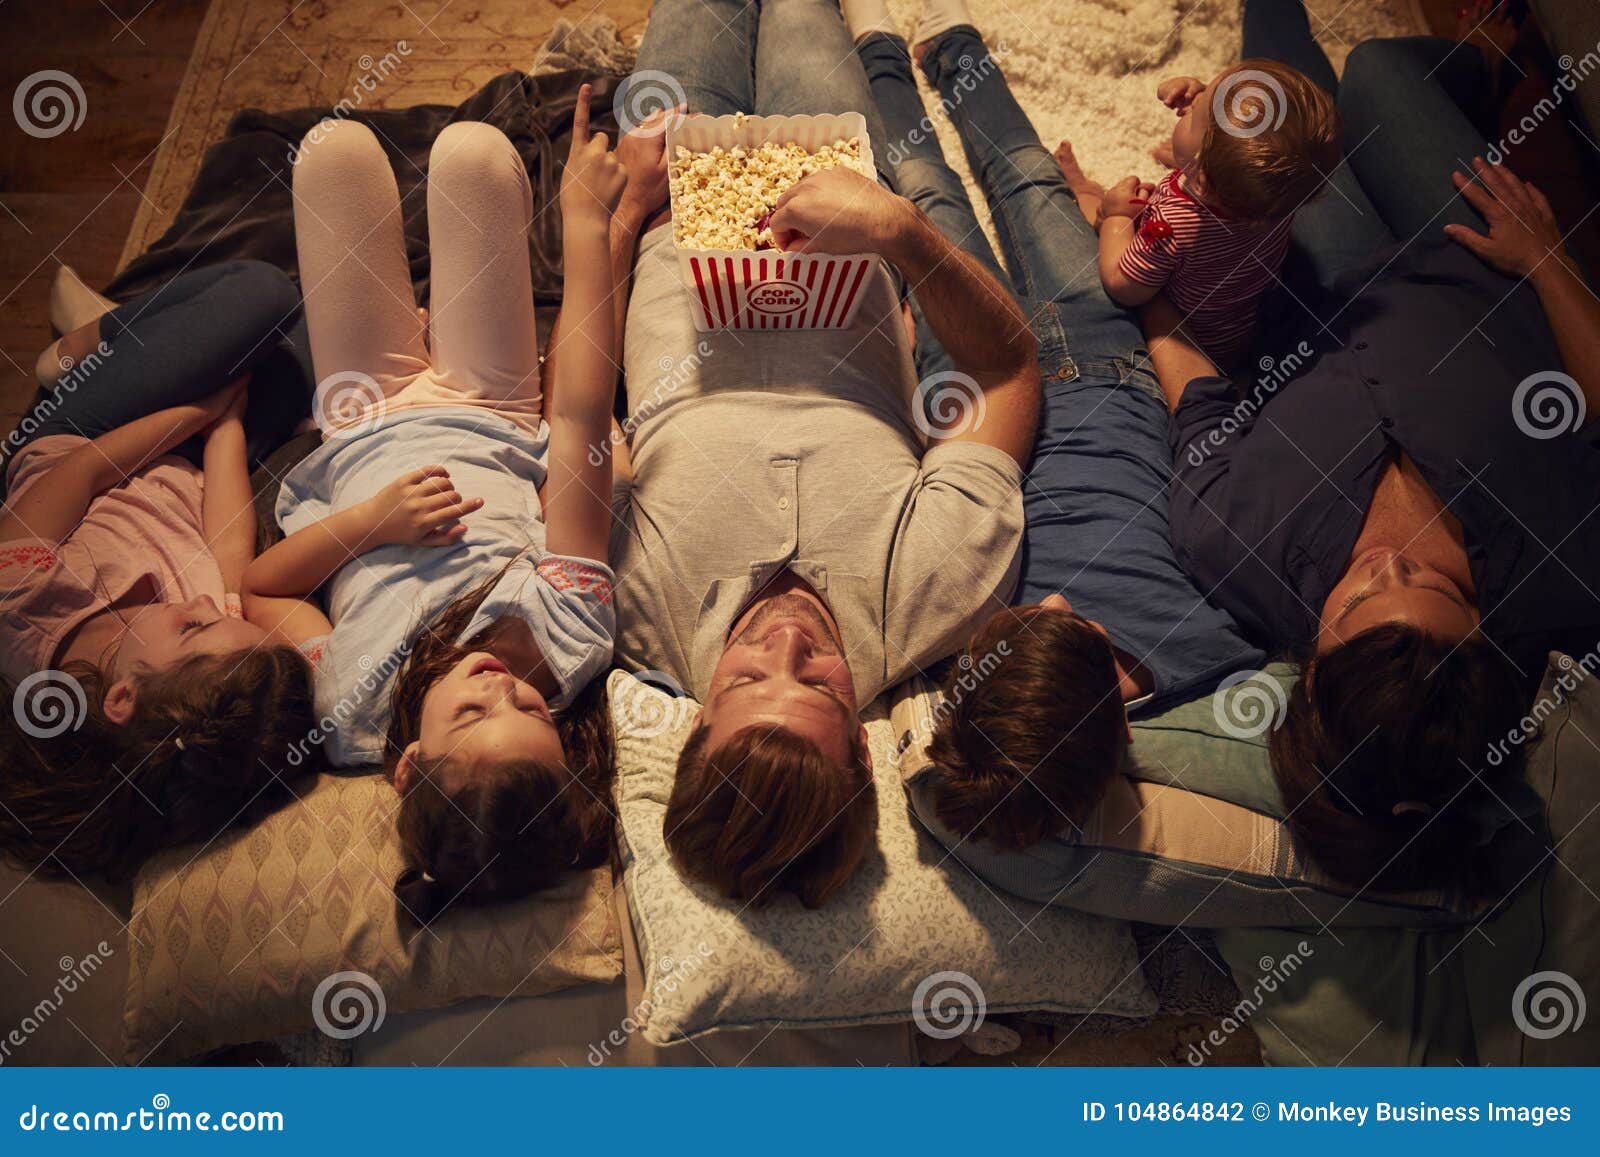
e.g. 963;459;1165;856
0;261;320;878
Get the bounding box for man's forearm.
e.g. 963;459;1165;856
884;210;1033;380
1530;253;1600;419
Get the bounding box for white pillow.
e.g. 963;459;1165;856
608;670;1156;1045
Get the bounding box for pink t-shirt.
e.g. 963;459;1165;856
0;435;227;684
1116;169;1292;363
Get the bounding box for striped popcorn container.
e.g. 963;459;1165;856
666;111;880;332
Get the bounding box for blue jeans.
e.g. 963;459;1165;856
858;28;1262;707
634;0;892;172
1245;0;1564;354
21;261;312;467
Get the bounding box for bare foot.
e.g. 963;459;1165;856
1053;140;1103;198
1151;138;1177;170
49;265;115;336
1455;0;1519;99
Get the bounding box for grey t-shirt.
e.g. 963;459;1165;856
611;228;1025;706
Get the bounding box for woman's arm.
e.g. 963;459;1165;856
542;85;627;563
201;386;256;592
0;382;241;546
1444;157;1600;417
1139;293;1220;413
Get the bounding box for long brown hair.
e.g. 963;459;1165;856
382;569;615;929
926;607;1127;850
0;646;318;880
1270;625;1529;893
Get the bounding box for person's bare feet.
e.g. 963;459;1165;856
1053;140;1103;198
48;264;115;336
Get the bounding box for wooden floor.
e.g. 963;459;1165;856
0;0;211;432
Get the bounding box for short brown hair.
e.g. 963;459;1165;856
926;608;1127;850
1201;58;1342;221
1270;625;1529;894
665;724;876;909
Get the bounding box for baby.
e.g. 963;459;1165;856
1058;59;1341;364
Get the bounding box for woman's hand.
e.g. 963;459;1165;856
615;103;683;227
1157;76;1205;112
560;83;628;231
1097;176;1155;225
360;465;482;547
1445;157;1563;278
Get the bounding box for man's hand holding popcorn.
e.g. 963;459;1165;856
767;166;922;257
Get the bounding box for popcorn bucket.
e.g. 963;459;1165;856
666;111;880;332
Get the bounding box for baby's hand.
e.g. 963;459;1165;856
363;466;483;548
1098;176;1156;224
1157;76;1205;113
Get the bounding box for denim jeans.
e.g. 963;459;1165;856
22;260;313;468
856;28;1262;707
633;0;892;171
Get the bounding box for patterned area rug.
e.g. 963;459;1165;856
117;0;651;268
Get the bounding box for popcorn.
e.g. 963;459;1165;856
669;134;871;251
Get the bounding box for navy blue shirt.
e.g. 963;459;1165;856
1017;307;1262;714
1167;238;1600;677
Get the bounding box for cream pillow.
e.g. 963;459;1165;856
124;771;622;1063
608;671;1156;1046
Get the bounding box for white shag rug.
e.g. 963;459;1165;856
882;0;1419;247
548;2;1421;248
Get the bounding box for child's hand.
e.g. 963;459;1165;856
1098;176;1156;225
202;375;251;439
1158;76;1205;113
362;466;483;547
560;83;628;230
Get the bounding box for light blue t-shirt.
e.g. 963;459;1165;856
276;408;616;766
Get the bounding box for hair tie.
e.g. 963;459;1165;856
1390;799;1433;819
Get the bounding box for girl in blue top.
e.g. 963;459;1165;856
243;88;634;927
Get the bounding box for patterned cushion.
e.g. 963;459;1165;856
123;772;622;1063
899;665;1522;927
608;670;1157;1046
